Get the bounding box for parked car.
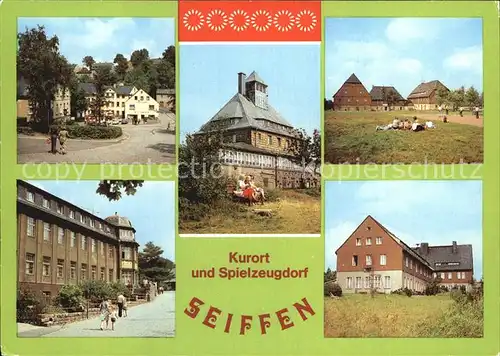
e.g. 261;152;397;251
111;118;121;125
121;118;129;124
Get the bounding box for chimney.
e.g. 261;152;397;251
238;72;246;96
452;241;457;253
420;242;429;255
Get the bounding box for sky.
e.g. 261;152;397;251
27;180;175;262
17;18;175;64
325;181;483;280
325;18;483;98
180;44;320;142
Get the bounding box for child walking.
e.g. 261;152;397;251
109;305;118;331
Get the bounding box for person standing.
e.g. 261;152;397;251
49;126;59;154
99;299;110;330
58;126;68;155
459;107;463;117
474;107;480;119
117;293;125;318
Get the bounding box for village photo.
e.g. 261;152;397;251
16;180;176;338
324;18;483;164
324;180;483;338
179;44;321;235
17;18;176;164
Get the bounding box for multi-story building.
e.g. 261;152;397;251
335;216;474;294
407;80;450;110
79;83;160;121
156;88;176;111
332;74;372;111
17;78;71;120
195;71;319;189
17;180;140;297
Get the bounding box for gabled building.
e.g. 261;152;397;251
332;73;372;111
369;85;408;111
156;88;175;112
195;71;319;189
407;80;450;110
335;216;474;294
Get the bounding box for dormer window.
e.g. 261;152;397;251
26;191;35;202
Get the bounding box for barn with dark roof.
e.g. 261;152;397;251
332;73;372;111
369;85;408;111
195;71;319;189
407;80;450;110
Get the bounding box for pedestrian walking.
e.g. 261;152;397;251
58;126;68;155
459;107;463;117
445;108;449;115
109;305;118;331
117;293;125;318
474;107;480;119
99;299;111;330
49;126;59;154
122;299;128;317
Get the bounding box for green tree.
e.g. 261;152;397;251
436;87;449;106
70;84;88;119
82;55;95;71
130;48;150;68
138;242;175;283
88;66;114;122
17;25;72;131
324;268;336;282
124;66;150;92
287;128;321;186
465;86;481;107
156;59;175;90
96;180;144;201
113;53;129;80
162;45;176;69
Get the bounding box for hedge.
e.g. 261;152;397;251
67;125;123;139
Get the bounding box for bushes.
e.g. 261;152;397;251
67;125;122;139
324;281;342;297
264;189;282;202
17;288;51;323
391;288;413;297
302;187;321;198
57;285;85;311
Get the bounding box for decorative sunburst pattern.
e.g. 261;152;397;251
229;9;250;32
295;9;318;32
273;9;295;32
251;10;272;32
207;9;228;32
183;9;205;32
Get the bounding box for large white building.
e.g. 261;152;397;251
79;83;159;121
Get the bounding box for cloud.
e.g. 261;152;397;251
443;46;482;74
385;18;438;44
325;220;358;269
66;18;136;50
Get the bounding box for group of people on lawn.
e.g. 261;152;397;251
233;175;266;201
376;116;436;132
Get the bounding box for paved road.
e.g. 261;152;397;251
32;292;175;338
18;113;176;164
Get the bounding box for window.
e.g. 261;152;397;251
121;270;133;285
346;277;353;289
70;262;76;279
69;210;75;219
447;272;452;280
410;260;413;269
100;267;105;281
81;264;87;280
405;257;409;267
440;272;445;279
352;255;358;266
109;246;114;258
374;275;381;288
25;253;35;275
70;232;76;247
81;236;87;250
122;247;132;260
376;237;382;245
43;223;51;241
380;254;387;266
129;104;135;110
267;135;272;145
27;217;35;237
365;255;372;266
109;269;114;282
91;239;96;253
79;214;84;223
91;266;97;280
366;238;372;245
100;242;104;255
461;272;466;279
277;137;282;147
355;277;362;288
42;257;51;276
57;203;63;214
364;276;370;288
356;238;361;246
58;227;64;244
89;219;95;228
384;276;391;289
232;134;236;143
258;133;262;142
26;191;35;202
149;105;154;110
433;273;437;278
43;198;50;208
57;259;64;278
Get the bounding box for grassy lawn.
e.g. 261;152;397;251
324;111;483;164
324;293;483;338
179;189;321;234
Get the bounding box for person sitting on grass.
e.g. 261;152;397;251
411;117;425;132
392;117;401;129
403;119;411;130
443;116;448;123
233;175;246;198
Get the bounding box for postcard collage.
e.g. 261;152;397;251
0;0;499;355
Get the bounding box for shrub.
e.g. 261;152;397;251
56;284;85;311
17;288;51;323
391;288;412;297
179;198;212;222
424;278;441;295
67;125;122;139
264;189;282;202
303;187;321;198
109;282;132;299
324;281;342;297
79;280;113;303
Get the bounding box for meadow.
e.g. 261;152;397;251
324;293;483;338
179;189;321;234
324;110;483;164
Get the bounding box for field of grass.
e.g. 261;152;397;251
324;110;483;164
179;189;321;234
324;293;483;338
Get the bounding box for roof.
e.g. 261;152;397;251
370;86;406;102
157;88;175;95
105;213;134;229
246;71;266;85
78;83;135;96
407;80;449;99
345;73;362;85
78;83;97;94
412;244;473;271
115;86;135;95
198;93;295;137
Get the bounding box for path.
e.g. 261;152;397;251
29;292;175;338
17;113;176;164
417;113;483;127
